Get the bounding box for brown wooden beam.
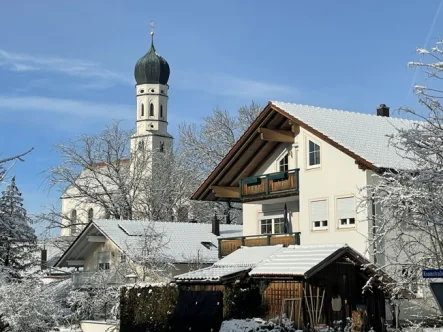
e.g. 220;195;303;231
355;160;368;170
258;128;295;143
210;186;240;198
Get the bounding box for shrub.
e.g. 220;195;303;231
0;313;10;332
120;283;179;332
223;280;267;319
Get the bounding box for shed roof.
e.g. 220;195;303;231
249;244;362;277
175;245;284;282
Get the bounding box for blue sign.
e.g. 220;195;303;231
423;269;443;278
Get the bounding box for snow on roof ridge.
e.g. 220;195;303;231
286;243;347;249
94;219;241;227
271;101;421;124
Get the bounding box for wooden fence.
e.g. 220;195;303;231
263;281;303;324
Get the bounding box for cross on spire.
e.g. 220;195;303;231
150;20;155;36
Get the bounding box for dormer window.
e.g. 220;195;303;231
279;153;289;172
308;140;320;168
149;103;154;116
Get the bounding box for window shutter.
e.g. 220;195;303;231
337;197;355;219
311;200;327;221
97;252;110;264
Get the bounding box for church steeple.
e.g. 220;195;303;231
131;24;173;156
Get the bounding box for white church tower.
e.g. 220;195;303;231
131;27;173;156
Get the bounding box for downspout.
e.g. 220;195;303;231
371;194;377;265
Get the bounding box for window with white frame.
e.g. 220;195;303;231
336;196;356;228
260;215;285;234
307;140;320;167
97;252;110;270
278;153;289;172
311;199;328;230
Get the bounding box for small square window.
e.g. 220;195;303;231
279;153;289;172
99;263;110;270
337;197;356;228
308;140;320;167
311;199;328;230
261;219;273;234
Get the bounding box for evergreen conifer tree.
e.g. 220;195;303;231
0;176;36;270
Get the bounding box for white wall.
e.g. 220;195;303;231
61;198;107;237
242;126;370;257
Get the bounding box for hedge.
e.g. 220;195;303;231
120;283;179;332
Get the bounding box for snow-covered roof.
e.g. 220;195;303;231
249;243;350;277
93;220;242;264
272;101;419;170
174;266;248;282
214;245;284;267
175;245;284;281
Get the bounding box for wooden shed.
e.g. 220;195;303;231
249;244;392;331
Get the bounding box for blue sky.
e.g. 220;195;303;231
0;1;441;234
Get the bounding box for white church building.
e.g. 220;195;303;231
60;30;175;237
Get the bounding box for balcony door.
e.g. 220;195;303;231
260;213;285;234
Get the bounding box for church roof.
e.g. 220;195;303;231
134;34;170;85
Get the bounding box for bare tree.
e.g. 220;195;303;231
39;121;195;235
179;101;261;223
361;40;443;323
118;223;174;282
0;148;34;184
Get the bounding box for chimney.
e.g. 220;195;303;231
376;104;390;117
41;249;47;270
212;213;220;236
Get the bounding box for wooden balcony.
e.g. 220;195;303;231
239;169;299;202
218;232;301;258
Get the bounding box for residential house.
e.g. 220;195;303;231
54;219;242;288
193;101;416;265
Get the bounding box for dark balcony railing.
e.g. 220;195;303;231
239;169;299;201
218;232;301;258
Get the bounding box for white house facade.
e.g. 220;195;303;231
193;101;416;263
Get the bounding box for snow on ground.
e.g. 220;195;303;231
220;318;302;332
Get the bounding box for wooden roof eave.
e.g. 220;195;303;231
192;101;382;202
191;102;276;201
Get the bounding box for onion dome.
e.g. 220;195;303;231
134;32;170;85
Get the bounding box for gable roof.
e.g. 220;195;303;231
175;245;284;282
192;101;419;201
55;220;242;267
272;102;417;170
